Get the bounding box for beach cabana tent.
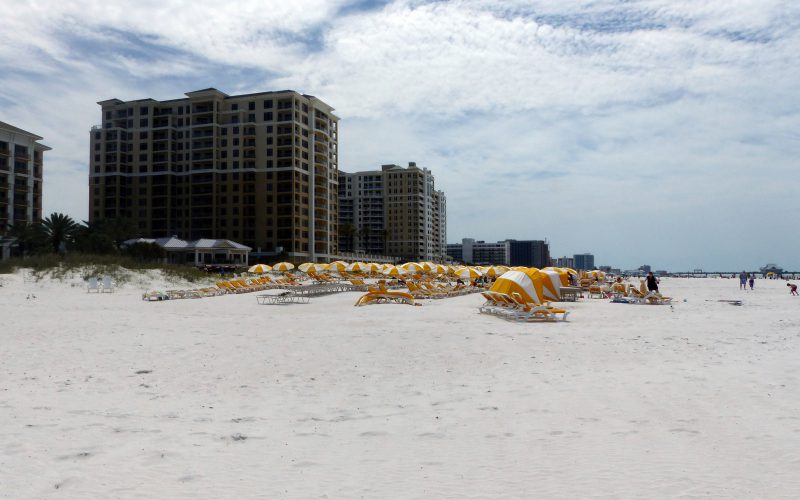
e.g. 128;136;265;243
490;269;547;304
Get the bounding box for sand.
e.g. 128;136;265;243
1;272;800;498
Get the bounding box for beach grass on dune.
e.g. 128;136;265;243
0;253;212;284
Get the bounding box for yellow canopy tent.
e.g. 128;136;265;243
489;269;547;304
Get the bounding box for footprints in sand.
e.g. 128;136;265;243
56;451;93;461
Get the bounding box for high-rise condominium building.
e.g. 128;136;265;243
1;121;49;230
89;88;339;262
338;162;447;261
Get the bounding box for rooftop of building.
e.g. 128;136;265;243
97;88;337;114
0;120;52;150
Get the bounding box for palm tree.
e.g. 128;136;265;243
5;221;44;257
40;212;79;253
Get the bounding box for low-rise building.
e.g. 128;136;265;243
123;237;251;266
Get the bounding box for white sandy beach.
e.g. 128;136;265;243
2;272;800;498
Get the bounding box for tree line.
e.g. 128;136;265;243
3;213;164;260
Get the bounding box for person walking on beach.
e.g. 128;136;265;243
739;271;747;290
749;275;755;290
789;283;798;296
646;271;659;293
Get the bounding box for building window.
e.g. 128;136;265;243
140;107;149;115
264;100;273;109
264;112;273;121
140;118;148;127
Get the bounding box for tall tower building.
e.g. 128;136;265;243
88;88;339;262
0;121;49;230
338;162;446;261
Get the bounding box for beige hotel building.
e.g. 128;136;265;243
338;162;447;262
89;88;339;262
1;121;49;230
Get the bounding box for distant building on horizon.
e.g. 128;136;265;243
574;253;595;270
555;256;575;269
508;239;550;268
1;120;49;232
446;238;550;267
338;162;446;261
88;88;339;262
639;264;651;273
447;238;509;265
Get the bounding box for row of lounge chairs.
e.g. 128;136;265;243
405;281;476;299
355;282;418;306
479;291;569;322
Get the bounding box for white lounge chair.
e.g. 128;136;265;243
101;276;115;293
87;277;100;293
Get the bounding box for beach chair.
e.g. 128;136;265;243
101;276;115;293
509;293;569;322
87;277;100;293
355;282;417;306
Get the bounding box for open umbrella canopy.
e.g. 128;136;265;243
298;262;329;273
429;263;447;274
365;262;383;273
248;264;272;274
455;266;483;280
345;262;368;273
382;265;408;277
483;265;509;277
490;269;547;304
328;261;348;273
510;266;529;271
400;262;424;273
272;262;295;272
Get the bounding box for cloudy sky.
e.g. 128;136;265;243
2;0;798;270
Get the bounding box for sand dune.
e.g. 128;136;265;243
2;272;799;498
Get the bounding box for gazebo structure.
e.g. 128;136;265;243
123;237;251;266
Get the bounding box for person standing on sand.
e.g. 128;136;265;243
739;271;747;290
749;275;755;290
788;283;798;296
646;272;659;292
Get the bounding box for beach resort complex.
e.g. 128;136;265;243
2;2;799;496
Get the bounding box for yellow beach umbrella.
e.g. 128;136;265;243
272;262;295;272
483;265;508;277
298;262;329;274
429;263;447;274
328;261;348;273
454;266;483;280
401;262;424;273
382;265;408;277
511;266;528;271
248;264;272;274
365;262;382;273
346;262;368;273
490;269;547;304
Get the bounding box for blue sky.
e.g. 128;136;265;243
1;0;798;270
